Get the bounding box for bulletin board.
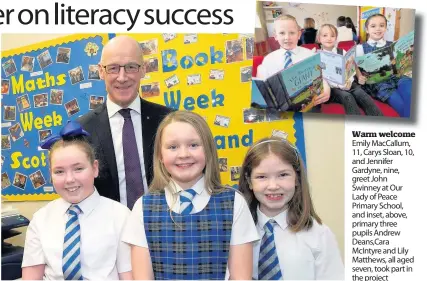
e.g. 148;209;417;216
1;33;306;201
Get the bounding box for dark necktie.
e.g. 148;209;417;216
119;108;144;209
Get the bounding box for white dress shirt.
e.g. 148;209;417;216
253;208;344;280
122;176;259;278
22;189;131;280
107;96;149;206
256;46;315;79
356;38;388;57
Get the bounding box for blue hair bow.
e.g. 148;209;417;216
40;120;90;150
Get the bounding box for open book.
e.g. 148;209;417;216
318;46;356;85
251;53;323;112
356;30;414;84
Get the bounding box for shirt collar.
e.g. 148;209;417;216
59;188;100;217
168;175;205;195
106;95;141;118
280;47;299;56
257;206;288;231
367;38;386;47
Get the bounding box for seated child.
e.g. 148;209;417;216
21;121;132;280
317;24;383;116
356;14;412;117
122;111;258;280
257;15;331;112
239;137;344;280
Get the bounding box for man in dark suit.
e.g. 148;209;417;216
78;36;172;209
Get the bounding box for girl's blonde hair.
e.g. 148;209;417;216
316;24;338;44
149;111;225;195
238;137;321;232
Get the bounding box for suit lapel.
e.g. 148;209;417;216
93;104;119;188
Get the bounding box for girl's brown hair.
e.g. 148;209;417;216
149;111;225;195
238;137;321;232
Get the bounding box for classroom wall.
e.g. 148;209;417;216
1;33;345;259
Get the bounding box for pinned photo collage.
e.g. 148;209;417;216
2;172;11;190
184;34;198;44
214;115;230;128
1;135;11;150
2;58;17;77
165;74;180;88
34;93;48;108
38;129;52;142
1;79;10;95
187;74;201;86
64;98;80;117
50;89;64;105
13;172;27;190
16;94;31;112
3;105;16;121
88;65;100;80
141;82;160;98
8;123;24;142
243;108;288;124
21;56;35;72
29;170;47;189
89;95;104;110
218;158;228;172
162;33;177;43
69;66;85;85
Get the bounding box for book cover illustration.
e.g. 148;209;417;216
318;46;356;85
251;53;323;112
356;30;414;84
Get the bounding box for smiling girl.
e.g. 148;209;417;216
239;137;344;280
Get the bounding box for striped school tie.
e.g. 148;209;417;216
284;51;292;69
63;205;83;280
179;189;197;215
258;219;282;280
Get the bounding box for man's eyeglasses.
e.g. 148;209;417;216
102;63;141;74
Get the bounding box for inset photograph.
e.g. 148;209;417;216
146;57;159;73
165;74;179;88
252;1;415;117
230;166;241;181
187;74;201;85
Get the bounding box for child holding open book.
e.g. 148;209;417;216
356;14;412;117
256;15;331;111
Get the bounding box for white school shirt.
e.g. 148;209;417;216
22;189;131;280
356;38;388;57
256;47;315;79
107;96;149;206
253;208;344;280
321;47;355;90
122;176;259;278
